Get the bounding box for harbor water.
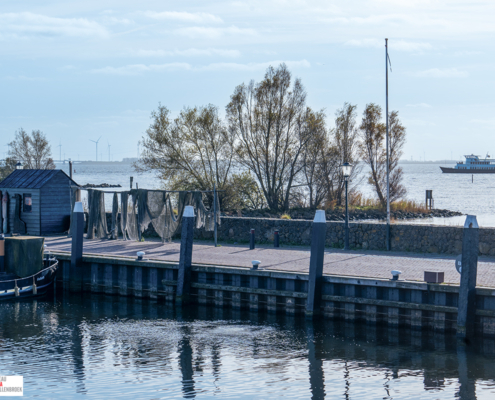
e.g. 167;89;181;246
1;292;495;399
58;161;495;227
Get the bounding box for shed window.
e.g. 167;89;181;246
23;193;32;212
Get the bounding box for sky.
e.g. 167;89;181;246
1;0;494;162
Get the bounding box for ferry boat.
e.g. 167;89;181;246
440;154;495;173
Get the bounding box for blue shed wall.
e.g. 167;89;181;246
40;171;72;234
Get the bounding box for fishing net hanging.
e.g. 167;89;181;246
86;189;108;239
86;189;94;239
111;192;119;240
147;190;167;241
120;191;129;240
127;191;139;241
86;188;221;242
191;191;221;231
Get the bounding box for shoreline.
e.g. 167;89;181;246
226;208;463;222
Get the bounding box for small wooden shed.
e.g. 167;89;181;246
0;169;78;235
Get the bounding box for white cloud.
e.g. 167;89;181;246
4;75;46;81
404;119;437;127
91;63;192;75
0;12;108;39
59;65;77;71
413;68;469;78
91;59;309;75
200;59;310;71
174;26;256;39
471;119;495;126
406;103;431;108
454;50;482;56
345;38;432;52
141;11;222;23
135;48;241;58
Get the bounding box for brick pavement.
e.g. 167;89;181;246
44;236;495;288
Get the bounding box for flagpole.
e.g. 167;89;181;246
385;38;391;251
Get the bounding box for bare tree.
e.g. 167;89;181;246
227;63;314;211
135;103;244;208
331;103;362;205
8;128;55;169
300;109;339;209
387;110;407;200
0;158;17;180
358;104;406;205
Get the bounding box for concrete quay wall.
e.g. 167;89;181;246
54;252;495;338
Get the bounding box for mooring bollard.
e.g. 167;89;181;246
176;206;195;305
457;215;479;341
0;234;4;273
274;230;279;248
305;210;327;317
250;229;255;250
70;201;84;292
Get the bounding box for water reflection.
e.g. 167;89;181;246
0;293;494;399
178;327;195;398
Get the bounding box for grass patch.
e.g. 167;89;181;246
281;213;291;220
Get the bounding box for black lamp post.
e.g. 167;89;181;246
342;162;352;250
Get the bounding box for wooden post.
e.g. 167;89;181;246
0;234;4;273
457;215;479;340
70;201;84;292
306;210;327;317
250;229;255;250
213;183;218;247
176;206;194;305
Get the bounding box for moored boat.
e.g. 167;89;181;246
440;154;495;173
0;256;58;300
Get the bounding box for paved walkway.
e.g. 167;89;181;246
44;236;495;288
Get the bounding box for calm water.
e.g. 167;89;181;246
57;161;495;226
1;292;495;399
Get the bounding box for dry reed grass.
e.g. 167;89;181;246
324;192;429;213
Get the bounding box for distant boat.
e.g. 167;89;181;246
440;154;495;173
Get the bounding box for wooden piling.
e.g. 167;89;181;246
457;215;479;340
176;206;195;305
306;210;327;317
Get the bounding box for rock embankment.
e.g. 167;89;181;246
82;183;122;188
223;208;462;221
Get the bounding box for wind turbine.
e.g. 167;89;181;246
89;136;102;162
107;141;111;162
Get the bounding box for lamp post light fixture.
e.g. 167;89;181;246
341;162;352;250
15;161;23;170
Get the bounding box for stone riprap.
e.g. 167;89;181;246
201;217;495;256
97;213;494;256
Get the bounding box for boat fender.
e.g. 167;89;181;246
14;280;19;297
33;277;37;295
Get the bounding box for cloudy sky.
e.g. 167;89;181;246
1;0;494;162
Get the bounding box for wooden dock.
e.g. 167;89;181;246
44;236;495;287
46;236;495;338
